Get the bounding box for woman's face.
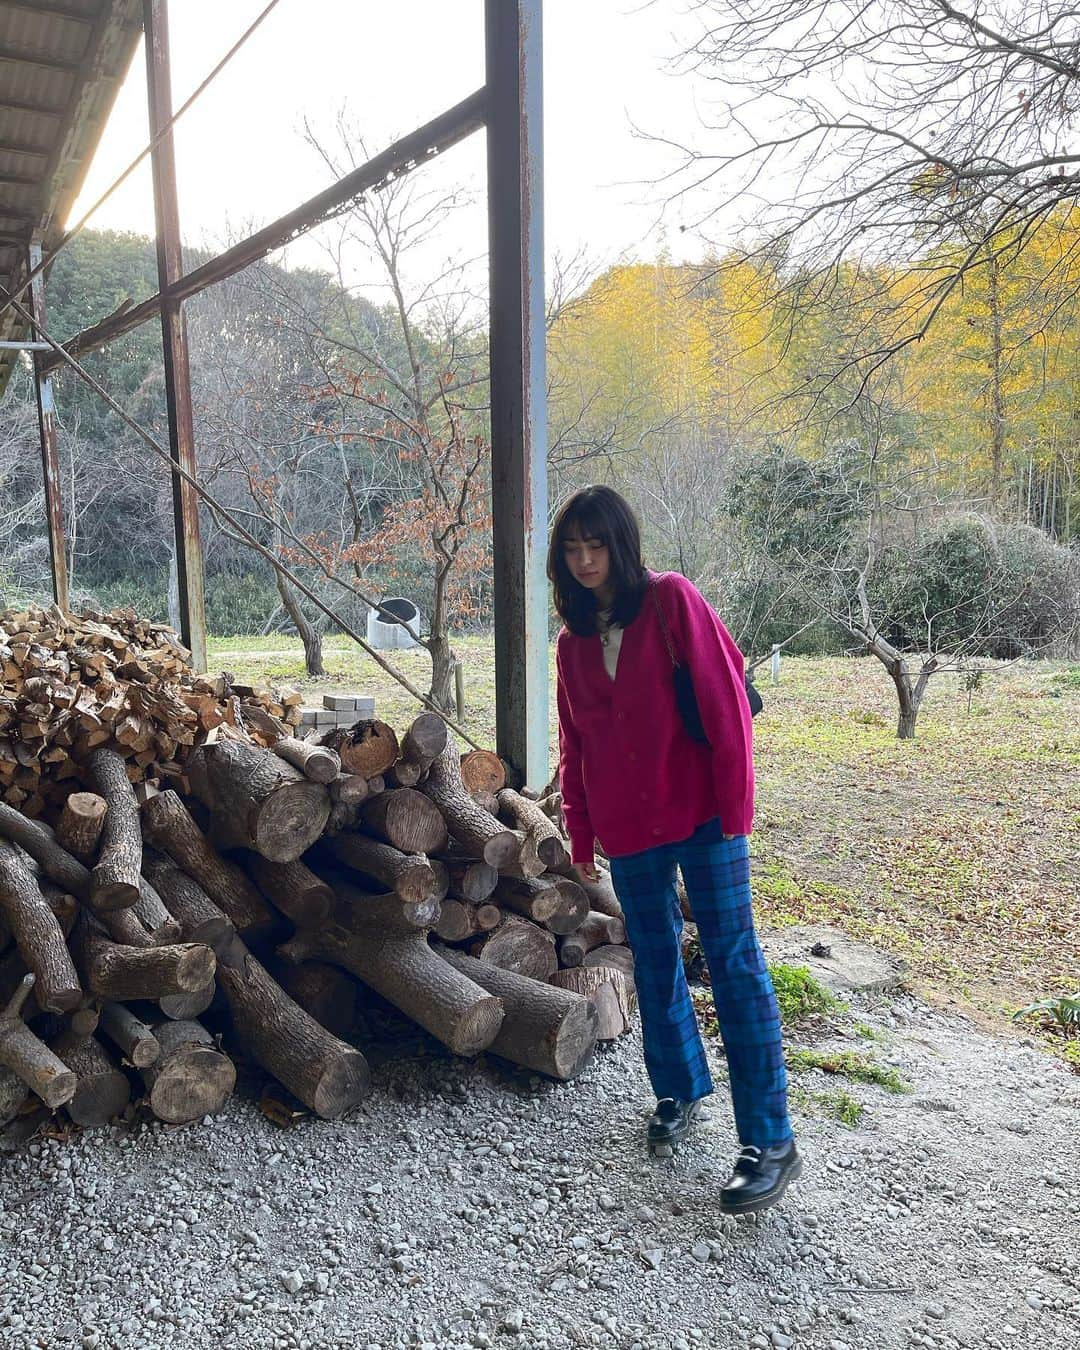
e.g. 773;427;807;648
561;525;611;593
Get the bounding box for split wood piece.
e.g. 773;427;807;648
551;861;623;920
549;966;637;1040
242;854;334;929
459;750;506;796
467;915;557;982
185;739;330;863
214;936;370;1120
280;925;504;1058
421;737;520;869
98;1002;161;1068
0;974;76;1108
141;791;278;939
436;946;598;1080
497;788;570;871
582;944;636;983
359;788;448;857
542;879;591;936
55;792;107;862
72;917;216;1002
141;849;235;949
435;899;502;942
0;841;81;1013
271;736;341;784
558;911;628;967
492;875;563;926
329;774;370;807
159;985;216;1021
333;881;440;934
87;749;143;910
387;713;448;787
320;719;399;779
266;958;358;1042
328;834;440;906
51;1030;130;1127
140;1018;236;1124
441;856;498;903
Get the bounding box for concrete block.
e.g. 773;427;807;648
323;693;358;711
760;924;907;996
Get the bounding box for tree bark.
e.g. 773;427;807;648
327;834;440;905
242;853;334;928
141;1018;236;1124
387;713;449;787
441;856;499;903
271;737;340;784
186;739;330;863
333;881;441;934
55;792;107;863
51;1030;130;1127
330;774;370;807
492;875;562;926
280;924;504;1057
435;900;502;942
551;861;623;920
141;848;235;949
98;1001;161;1069
0;974;76;1108
421;737;520;868
497;789;570;871
436;947;598;1080
86;749;143;910
0;841;81;1013
265;958;358;1042
72;918;216;1002
275;565;325;676
359;788;448;856
582;944;636;983
467;915;557;981
549;966;636;1040
558;912;628;967
141;791;278;940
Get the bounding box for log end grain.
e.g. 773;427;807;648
446;994;505;1057
251;782;331;863
311;1049;372;1120
148;1046;236;1124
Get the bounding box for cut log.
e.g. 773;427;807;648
214;937;370;1120
87;748;142;910
460;750;506;795
55;792;107;862
492;875;562;926
0;841;81;1013
72;918;216;1002
0;974;76;1108
271;736;340;784
1;1066;28;1127
421;737;520;869
435;900;502;942
334;881;440;933
467;915;557;981
141;1018;236;1124
582;944;636;983
558;911;628;966
186;738;330;863
159;985;216;1020
441;856;498;903
359;788;448;856
51;1030;130;1127
132;876;182;944
542;879;590;936
389;713;447;787
549;966;637;1040
497;788;570;871
280;925;504;1058
329;774;369;806
242;854;334;928
141;849;234;949
98;1001;161;1068
436;946;598;1080
552;861;623;919
267;959;358;1042
320;719;399;778
327;834;440;905
141;791;277;939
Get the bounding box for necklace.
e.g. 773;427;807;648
598;609;615;647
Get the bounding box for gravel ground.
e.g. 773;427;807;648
1;991;1077;1350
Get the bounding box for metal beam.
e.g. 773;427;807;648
40;88;487;374
0;44;83;75
144;0;206;672
27;240;69;612
486;0;548;787
0;1;95;20
0;139;49;158
0;97;63;118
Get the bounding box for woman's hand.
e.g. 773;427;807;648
574;860;600;884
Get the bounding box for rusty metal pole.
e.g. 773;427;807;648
486;0;549;788
143;0;207;670
27;238;69;612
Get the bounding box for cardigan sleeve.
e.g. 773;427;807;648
555;638;597;865
664;574;755;835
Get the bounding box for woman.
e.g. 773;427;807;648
548;484;800;1214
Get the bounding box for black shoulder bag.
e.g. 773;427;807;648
650;584;762;747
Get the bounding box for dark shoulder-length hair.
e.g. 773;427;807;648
547;485;649;636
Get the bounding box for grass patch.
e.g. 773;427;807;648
817;1088;865;1128
770;963;842;1023
1048;666;1080;692
853;1022;885;1042
787;1048;910;1093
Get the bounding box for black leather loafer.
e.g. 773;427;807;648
719;1139;802;1214
647;1097;701;1146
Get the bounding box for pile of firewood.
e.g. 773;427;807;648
0;606;636;1139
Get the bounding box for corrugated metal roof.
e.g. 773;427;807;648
0;0;143;394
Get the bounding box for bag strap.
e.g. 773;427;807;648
650;580;679;671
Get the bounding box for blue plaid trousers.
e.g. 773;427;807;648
608;823;792;1148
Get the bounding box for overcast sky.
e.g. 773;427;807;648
69;0;721;295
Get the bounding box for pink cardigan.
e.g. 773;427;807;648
556;570;754;864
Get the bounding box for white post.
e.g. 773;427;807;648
771;645;781;685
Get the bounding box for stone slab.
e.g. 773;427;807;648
760;924;907;996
